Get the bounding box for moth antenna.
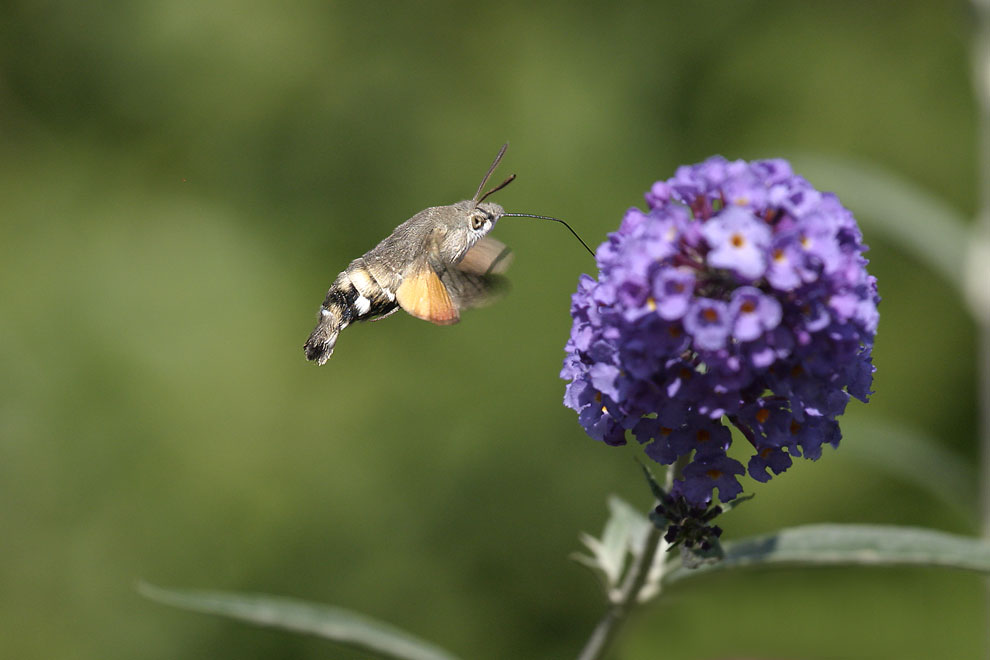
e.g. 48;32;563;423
472;142;509;203
477;174;516;204
499;213;596;258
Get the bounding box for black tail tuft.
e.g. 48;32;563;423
303;338;334;365
304;313;341;366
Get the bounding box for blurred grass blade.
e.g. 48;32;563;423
792;154;970;292
842;418;977;521
663;524;990;585
137;582;462;660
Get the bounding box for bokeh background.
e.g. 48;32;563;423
0;1;983;658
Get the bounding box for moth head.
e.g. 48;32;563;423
432;201;503;264
433;143;513;261
460;143;596;260
463;142;513;240
467;201;505;237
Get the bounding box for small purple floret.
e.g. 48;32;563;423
701;206;771;280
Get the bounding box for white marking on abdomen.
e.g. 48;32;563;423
321;308;332;317
354;295;371;315
347;269;377;298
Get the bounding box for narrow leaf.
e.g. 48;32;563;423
792;155;970;292
606;495;651;555
678;542;724;569
639;462;666;502
663;524;990;585
137;582;462;660
572;496;651;592
721;493;755;513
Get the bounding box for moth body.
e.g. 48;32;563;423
302;143;593;365
303;195;511;365
303;258;400;365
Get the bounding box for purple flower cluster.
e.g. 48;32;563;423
562;157;878;506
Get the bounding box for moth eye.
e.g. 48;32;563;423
471;215;487;231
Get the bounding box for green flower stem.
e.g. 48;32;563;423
575;521;666;660
576;460;683;660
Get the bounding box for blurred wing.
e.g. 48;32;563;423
440;268;510;311
396;234;511;323
457;236;513;275
396;257;459;325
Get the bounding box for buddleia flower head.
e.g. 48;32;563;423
561;156;879;507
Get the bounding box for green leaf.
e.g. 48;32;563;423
721;492;755;513
573;495;651;594
639;462;667;502
663;524;990;585
791;154;970;292
137;582;462;660
677;540;724;569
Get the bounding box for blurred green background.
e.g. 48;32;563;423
0;1;983;658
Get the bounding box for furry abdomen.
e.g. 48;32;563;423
303;258;399;364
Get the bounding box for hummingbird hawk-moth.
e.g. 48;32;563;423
303;143;592;364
